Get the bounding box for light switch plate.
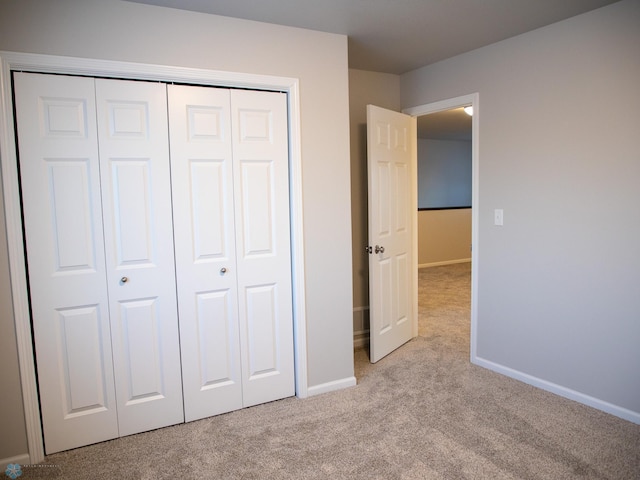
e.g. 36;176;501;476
494;209;504;226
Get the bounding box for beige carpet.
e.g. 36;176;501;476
20;263;640;479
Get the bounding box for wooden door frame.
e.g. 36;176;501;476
403;93;479;361
0;51;308;463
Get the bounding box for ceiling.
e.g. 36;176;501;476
128;0;618;140
418;108;472;141
129;0;618;75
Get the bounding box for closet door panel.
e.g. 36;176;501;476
194;290;236;384
14;73;118;454
190;160;227;260
117;298;166;399
231;89;295;408
168;85;243;421
109;159;154;265
239;161;275;255
95;79;184;435
245;284;279;375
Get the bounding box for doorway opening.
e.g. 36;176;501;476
404;93;479;362
415;106;472;348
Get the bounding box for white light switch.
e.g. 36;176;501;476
494;209;504;226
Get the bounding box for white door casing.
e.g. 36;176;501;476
402;94;479;363
13;73;119;453
95;78;184;436
367;105;417;363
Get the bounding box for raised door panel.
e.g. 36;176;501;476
231;89;294;407
375;124;392;239
109;160;154;265
244;284;279;377
167;84;243;421
13;72;118;454
194;290;237;387
374;257;393;335
95;79;184;435
117;298;166;403
392;132;411;332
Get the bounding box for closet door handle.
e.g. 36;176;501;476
220;267;227;275
120;276;128;284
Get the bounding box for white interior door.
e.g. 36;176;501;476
169;85;294;416
95;78;184;435
14;72;119;453
367;104;417;363
231;89;295;407
168;84;243;422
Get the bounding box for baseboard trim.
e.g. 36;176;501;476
419;258;471;269
1;454;30;471
473;356;640;425
307;376;357;397
353;329;369;348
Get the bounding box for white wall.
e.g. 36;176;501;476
0;0;354;460
402;0;640;420
418;139;472;209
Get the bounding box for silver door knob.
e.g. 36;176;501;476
120;276;128;283
375;245;385;254
220;267;227;274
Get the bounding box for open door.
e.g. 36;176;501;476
367;105;417;363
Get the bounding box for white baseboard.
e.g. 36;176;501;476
419;258;471;269
353;306;370;348
307;376;357;397
1;453;30;471
353;329;369;348
473;356;640;425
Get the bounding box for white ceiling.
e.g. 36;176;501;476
129;0;618;74
128;0;618;140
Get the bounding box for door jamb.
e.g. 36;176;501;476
0;51;308;463
402;93;479;362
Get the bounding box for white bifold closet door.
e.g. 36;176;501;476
95;78;184;436
15;72;294;454
14;73;183;453
168;84;294;422
15;73;119;454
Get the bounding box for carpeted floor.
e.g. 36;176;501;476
18;263;640;479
